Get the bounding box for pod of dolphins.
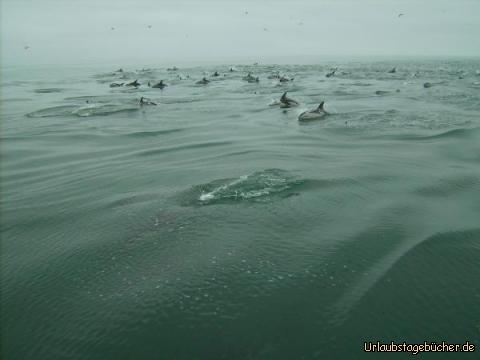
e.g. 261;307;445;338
116;71;327;121
107;65;440;121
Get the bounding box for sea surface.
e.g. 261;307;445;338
1;59;480;359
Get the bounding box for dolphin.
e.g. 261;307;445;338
279;92;299;108
268;72;281;79
126;79;140;87
298;102;328;121
279;75;293;82
243;72;252;79
326;68;337;78
212;71;220;77
243;73;259;82
140;97;157;106
196;77;210;85
151;80;167;89
388;67;397;73
423;82;433;88
109;82;124;87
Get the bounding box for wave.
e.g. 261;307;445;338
386;127;478;141
33;88;66;94
329;228;480;326
72;104;139;117
415;174;480;198
26;105;80;118
420;127;477;140
122;129;185;138
135;140;233;157
26;103;139;118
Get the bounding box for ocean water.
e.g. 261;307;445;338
1;59;480;359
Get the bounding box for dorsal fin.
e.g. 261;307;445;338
281;92;287;101
317;101;325;110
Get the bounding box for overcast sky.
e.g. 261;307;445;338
1;0;479;66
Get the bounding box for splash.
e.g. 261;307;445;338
182;169;302;206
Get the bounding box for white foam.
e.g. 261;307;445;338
199;193;214;201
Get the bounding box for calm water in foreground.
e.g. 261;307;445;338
1;59;480;359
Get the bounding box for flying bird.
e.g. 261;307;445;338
147;25;152;29
110;27;115;30
24;46;30;50
398;13;404;17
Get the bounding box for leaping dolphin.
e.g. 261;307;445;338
326;68;337;78
280;92;299;108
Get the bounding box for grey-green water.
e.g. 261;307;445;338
1;60;480;359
